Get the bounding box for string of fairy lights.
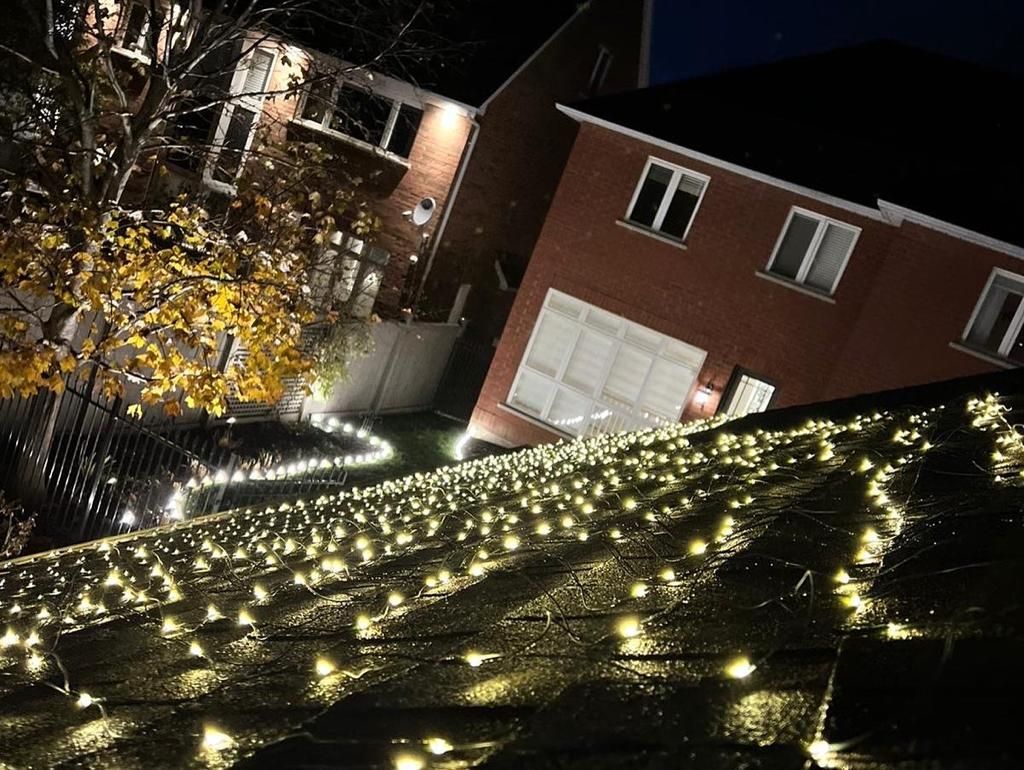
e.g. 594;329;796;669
135;416;393;528
0;393;1019;768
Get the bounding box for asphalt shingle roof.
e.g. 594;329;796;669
569;42;1024;248
1;367;1024;768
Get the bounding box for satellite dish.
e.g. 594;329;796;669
411;197;436;226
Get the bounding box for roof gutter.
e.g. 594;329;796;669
557;104;886;221
877;200;1024;260
558;105;1024;259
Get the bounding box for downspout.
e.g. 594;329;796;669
638;0;655;88
412;115;481;308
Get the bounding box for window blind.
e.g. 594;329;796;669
805;223;856;292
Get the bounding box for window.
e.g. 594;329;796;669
587;46;613;95
625;158;708;242
204;46;276;189
298;77;424;159
767;208;859;294
720;370;776;418
118;2;161;57
508;289;707;437
963;269;1024;363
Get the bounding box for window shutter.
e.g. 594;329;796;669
562;330;614;396
677;174;705;197
804;223;856;292
243;49;275;94
640;359;694;420
525;312;575;377
510;370;550;416
602;346;652;407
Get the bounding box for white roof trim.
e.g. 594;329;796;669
558;105;1024;259
557;104;887;222
479;2;591;113
877;200;1024;260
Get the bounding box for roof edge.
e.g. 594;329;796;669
878;200;1024;260
558;104;1024;259
478;1;592;112
556;103;886;221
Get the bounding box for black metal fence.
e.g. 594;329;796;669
0;375;367;548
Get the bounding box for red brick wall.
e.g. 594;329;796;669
470;122;1018;446
421;0;643;338
257;49;473;315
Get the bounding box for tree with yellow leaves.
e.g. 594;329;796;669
0;0;446;415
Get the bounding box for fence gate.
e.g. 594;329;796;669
433;335;495;421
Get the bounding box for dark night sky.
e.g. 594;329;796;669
650;0;1024;84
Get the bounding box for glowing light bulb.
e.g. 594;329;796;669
807;740;833;761
393;754;425;770
315;656;336;677
189;640;204;657
387;592;404;607
617;616;641;638
355;614;371;631
426;737;453;755
161;617;178;635
253;583;268;601
688;539;708;556
834;569;850;584
238;609;255;626
76;692;94;708
659;567;676;583
206;604;223;622
464;651;486;667
630;582;648;598
202;725;233;752
725;656;755;679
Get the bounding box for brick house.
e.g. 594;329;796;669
469;43;1024;447
417;0;650;341
97;1;641;318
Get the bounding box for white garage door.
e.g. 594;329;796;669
508;289;706;437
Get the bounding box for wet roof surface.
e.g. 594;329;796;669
1;369;1023;769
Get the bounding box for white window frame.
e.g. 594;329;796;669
765;206;861;295
293;75;423;161
112;1;155;60
961;267;1024;359
506;289;707;437
624;157;710;243
112;3;192;63
202;44;278;194
720;371;776;418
